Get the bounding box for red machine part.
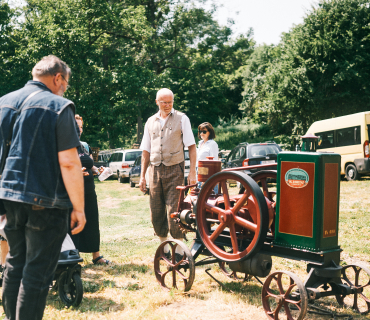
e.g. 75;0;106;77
249;171;277;233
154;239;195;291
262;271;308;320
335;263;370;314
196;171;269;262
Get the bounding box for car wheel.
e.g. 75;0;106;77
117;171;124;183
345;164;359;181
130;178;135;187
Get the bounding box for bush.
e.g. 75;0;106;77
212;117;275;150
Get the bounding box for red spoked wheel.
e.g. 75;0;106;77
336;263;370;314
154;239;195;292
250;170;277;233
262;271;308;320
250;170;277;202
196;171;269;262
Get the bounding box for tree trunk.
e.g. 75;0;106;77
136;102;143;144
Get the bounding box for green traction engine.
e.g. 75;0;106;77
153;134;370;320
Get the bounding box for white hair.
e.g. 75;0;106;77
156;88;174;100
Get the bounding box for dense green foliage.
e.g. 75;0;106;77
2;0;370;150
0;0;252;148
241;0;370;149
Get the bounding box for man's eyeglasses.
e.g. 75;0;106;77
61;74;70;89
199;130;208;134
158;101;173;105
56;73;70;89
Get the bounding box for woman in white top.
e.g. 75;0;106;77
197;123;219;190
197;122;219;165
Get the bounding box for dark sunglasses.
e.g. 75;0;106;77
199;130;208;134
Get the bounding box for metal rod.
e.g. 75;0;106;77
206;219;221;223
195;258;220;267
222;163;277;172
205;268;234;293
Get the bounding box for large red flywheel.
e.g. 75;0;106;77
195;171;269;262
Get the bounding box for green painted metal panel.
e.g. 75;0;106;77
274;151;341;252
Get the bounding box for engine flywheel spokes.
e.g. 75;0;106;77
196;171;269;262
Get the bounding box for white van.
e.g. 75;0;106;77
306;111;370;181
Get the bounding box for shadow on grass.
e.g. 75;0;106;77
47;290;124;313
104;263;150;276
82;278;142;293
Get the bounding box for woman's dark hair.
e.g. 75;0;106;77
198;122;216;140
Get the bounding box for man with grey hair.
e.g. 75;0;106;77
139;88;196;254
0;55;85;320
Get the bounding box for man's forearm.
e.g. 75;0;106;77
187;144;197;184
141;150;150;177
58;148;84;211
188;144;196;172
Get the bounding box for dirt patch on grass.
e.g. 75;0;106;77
99;196;122;209
157;299;263;320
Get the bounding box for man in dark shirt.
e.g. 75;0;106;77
0;55;85;320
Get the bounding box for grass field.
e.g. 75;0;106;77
1;177;370;320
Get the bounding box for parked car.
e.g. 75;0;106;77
219;149;231;169
224;141;282;175
129;156;149;189
184;148;190;185
108;149;142;183
94;153;109;168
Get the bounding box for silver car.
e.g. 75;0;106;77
108;149;142;183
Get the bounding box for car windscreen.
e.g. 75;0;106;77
134;156;141;166
125;151;142;162
249;145;280;157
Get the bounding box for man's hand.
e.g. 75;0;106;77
70;209;86;235
187;144;197;185
187;169;196;185
139;177;147;193
140;150;150;193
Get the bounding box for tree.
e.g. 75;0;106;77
3;0;254;147
167;32;255;126
9;0;154;147
241;0;370;148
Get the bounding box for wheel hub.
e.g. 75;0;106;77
218;210;234;224
349;169;354;178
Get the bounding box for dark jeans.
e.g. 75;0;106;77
2;201;68;320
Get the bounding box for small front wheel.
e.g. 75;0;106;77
154;239;195;292
58;271;83;307
262;271;308;320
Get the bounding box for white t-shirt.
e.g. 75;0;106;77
140;109;195;153
197;139;219;167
